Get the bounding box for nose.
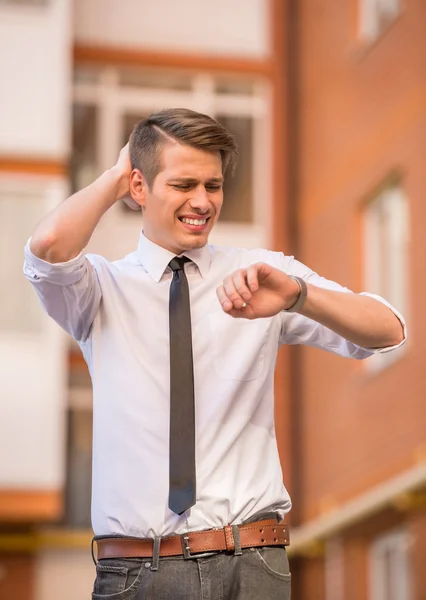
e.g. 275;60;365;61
188;185;210;213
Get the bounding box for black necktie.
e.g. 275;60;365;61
168;256;196;515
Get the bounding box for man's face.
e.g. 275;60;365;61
139;143;224;255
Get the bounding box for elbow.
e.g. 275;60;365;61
389;313;406;347
30;233;75;264
30;233;57;261
369;305;406;349
391;327;405;347
363;323;406;354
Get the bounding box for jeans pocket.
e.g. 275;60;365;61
252;547;291;581
92;558;146;599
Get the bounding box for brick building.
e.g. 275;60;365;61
285;1;426;599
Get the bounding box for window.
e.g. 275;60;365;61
369;528;412;600
218;115;253;223
72;67;272;237
64;405;93;528
325;537;344;600
71;104;98;194
363;183;408;370
359;0;401;42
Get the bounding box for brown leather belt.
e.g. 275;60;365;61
95;519;290;560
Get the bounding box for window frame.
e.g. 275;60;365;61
369;527;412;600
358;0;402;43
362;181;408;372
325;537;345;600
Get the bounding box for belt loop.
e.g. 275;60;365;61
91;537;98;566
151;536;161;571
232;525;242;556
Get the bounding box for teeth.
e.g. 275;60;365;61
182;218;207;225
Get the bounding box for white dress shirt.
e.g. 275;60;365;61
23;234;406;538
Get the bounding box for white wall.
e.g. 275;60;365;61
0;0;73;489
74;0;270;58
0;0;72;158
0;176;69;489
0;331;67;488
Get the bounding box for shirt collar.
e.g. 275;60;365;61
136;232;212;282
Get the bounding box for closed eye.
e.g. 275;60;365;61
172;184;194;191
170;182;223;192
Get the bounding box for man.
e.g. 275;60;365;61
24;108;405;600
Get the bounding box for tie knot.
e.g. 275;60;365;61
169;256;190;272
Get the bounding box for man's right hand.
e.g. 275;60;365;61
30;144;140;263
112;143;141;210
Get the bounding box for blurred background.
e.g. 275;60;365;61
0;0;424;598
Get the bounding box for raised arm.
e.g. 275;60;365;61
216;262;405;351
30;145;132;263
24;146;133;341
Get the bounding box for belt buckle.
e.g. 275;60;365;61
180;533;192;559
180;533;213;560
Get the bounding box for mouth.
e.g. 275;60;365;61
178;216;210;232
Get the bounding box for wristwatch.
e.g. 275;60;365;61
282;276;308;313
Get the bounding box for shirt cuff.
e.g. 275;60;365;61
24;238;88;286
359;292;407;354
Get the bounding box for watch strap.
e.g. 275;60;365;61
283;276;308;313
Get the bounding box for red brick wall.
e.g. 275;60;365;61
344;536;368;600
297;555;326;600
295;0;426;522
0;554;35;600
293;509;426;599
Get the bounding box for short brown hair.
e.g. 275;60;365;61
129;108;238;188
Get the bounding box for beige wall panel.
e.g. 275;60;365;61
74;0;270;58
0;0;72;157
35;549;95;600
0;176;68;489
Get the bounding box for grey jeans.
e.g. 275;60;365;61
92;515;291;599
92;547;291;600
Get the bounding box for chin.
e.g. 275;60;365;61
179;235;208;252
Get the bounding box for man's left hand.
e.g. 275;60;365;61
216;263;300;319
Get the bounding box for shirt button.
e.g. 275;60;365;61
144;562;151;568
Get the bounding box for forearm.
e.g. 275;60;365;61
30;167;126;263
299;284;405;349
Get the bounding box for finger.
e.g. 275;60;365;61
246;264;260;292
223;274;246;309
232;269;252;302
227;305;254;319
216;285;233;312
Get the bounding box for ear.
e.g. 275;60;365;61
129;169;148;209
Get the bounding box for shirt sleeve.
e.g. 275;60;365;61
23;239;102;341
276;255;407;359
